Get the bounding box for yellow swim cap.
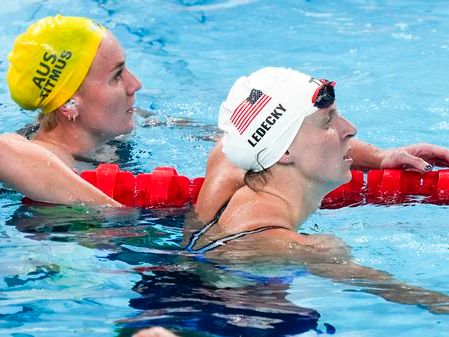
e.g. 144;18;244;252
7;15;107;114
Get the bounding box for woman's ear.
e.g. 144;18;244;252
278;150;291;164
58;99;79;122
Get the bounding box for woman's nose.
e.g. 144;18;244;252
125;69;142;95
337;115;357;140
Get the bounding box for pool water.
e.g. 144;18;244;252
1;0;449;336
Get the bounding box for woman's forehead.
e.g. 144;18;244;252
87;32;125;76
309;104;337;119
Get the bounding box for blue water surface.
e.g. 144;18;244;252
1;0;449;336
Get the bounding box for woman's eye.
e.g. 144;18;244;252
114;70;123;80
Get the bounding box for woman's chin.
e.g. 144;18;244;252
328;171;352;190
119;120;135;135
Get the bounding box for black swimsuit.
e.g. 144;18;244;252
185;203;286;254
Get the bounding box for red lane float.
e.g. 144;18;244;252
79;164;449;208
80;164;204;207
321;168;449;208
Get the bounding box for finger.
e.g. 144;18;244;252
433;148;449;166
435;160;449;168
419;145;449;166
401;153;432;172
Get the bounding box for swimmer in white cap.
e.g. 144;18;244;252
196;69;449;221
188;67;449;314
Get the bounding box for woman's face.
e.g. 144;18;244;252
289;104;357;188
75;32;142;140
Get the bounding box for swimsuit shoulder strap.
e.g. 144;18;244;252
188;225;287;254
185;201;229;252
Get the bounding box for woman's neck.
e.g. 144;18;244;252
33;122;105;166
261;167;326;228
226;165;333;231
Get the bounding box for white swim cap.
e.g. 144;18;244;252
219;67;335;172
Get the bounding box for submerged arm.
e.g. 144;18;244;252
0;133;121;206
308;260;449;314
285;232;449;314
204;228;449;314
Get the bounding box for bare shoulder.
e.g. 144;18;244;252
0;132;68;181
211;227;350;264
0;133;33;161
0;133;28;142
0;133;60;160
263;229;348;255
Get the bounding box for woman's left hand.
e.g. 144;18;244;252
380;143;449;172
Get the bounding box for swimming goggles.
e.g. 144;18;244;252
311;79;336;108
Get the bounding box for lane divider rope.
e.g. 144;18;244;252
73;164;449;208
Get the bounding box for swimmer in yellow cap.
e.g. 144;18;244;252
0;15;142;205
8;15;107;114
1;16;449;207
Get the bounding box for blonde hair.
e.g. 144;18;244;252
38;111;60;131
37;87;83;131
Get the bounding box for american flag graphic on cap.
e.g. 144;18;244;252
230;89;272;134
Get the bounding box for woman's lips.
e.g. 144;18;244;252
343;153;353;164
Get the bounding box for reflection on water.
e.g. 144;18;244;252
4;203;335;336
120;265;332;337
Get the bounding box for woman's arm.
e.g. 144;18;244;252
308;260;449;314
283;232;449;314
195;139;244;222
196;138;449;221
348;138;449;172
0;133;121;206
201;228;449;314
